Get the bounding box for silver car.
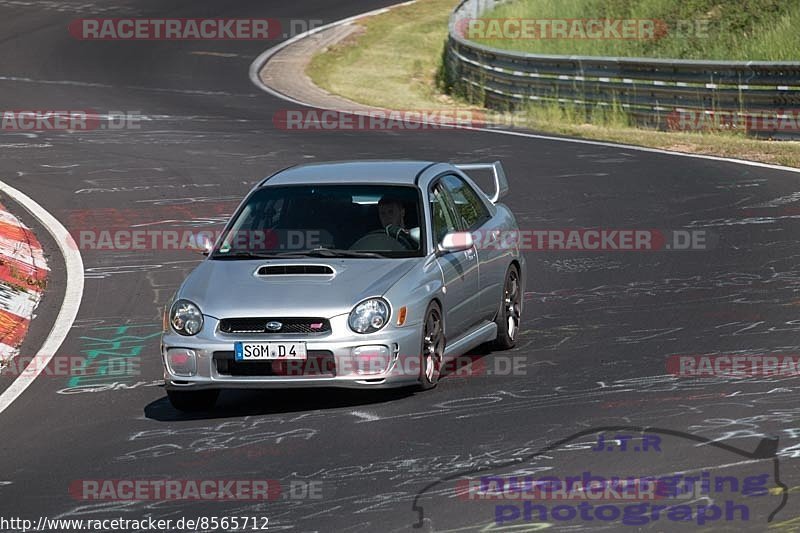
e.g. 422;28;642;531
161;160;525;411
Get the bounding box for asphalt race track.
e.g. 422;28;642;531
1;1;800;531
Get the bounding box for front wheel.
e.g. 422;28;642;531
167;389;219;412
493;265;521;350
417;302;445;390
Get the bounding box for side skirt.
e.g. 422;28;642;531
443;320;498;358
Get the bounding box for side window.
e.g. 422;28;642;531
441;175;491;230
430;183;459;243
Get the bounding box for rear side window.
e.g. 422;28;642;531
441;174;490;230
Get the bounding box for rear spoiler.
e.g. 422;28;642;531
454;161;508;204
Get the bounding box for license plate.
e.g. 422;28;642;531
235;342;307;361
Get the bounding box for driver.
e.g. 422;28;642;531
378;197;415;249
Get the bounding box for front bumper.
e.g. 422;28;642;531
162;315;424;390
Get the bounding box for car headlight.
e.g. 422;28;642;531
170;299;204;336
348;298;391;334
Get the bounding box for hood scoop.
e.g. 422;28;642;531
256;264;335;276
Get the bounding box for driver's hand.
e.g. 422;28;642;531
385;225;415;249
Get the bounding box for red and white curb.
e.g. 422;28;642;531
0;181;82;416
0;201;48;368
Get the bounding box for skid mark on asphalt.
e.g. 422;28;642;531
135;195;244;205
530;269;800;309
343;374;800;429
83;259;200;280
542;257;623;272
0;75;257;97
47;384;800;528
117;422;320;463
190;51;241;58
76;183;220;194
351;410;381;421
71;317;155;328
690;214;800;226
745;192;800;208
0;143;52;149
0;0;140;13
56;379;162;395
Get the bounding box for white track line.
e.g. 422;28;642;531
248;0;418;107
0;182;84;416
248;1;800;175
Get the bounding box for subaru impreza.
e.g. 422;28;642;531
161;160;524;411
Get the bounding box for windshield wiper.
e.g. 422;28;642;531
213;249;386;259
212;250;313;260
302;248;386;258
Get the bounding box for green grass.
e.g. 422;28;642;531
308;0;458;109
471;0;800;60
306;0;800;168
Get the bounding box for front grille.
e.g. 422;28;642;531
218;317;331;335
213;350;335;377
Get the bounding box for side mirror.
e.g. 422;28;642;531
438;231;474;253
190;232;215;256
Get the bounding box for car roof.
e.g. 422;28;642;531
262;160;437;187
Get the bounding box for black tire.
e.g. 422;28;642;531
417;302;445;390
167;389;219;412
493;265;521;350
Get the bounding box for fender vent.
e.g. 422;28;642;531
257;264;334;276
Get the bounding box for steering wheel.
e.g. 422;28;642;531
350;230;408;251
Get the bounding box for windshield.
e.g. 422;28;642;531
212;184;425;259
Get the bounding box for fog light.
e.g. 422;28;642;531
352;345;390;375
167;348;197;377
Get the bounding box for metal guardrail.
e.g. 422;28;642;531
443;0;800;138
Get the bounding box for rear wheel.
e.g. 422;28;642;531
493;265;521;350
418;302;445;390
167;389;219;412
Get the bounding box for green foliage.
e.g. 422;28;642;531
472;0;800;60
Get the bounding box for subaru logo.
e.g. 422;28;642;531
266;321;282;331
